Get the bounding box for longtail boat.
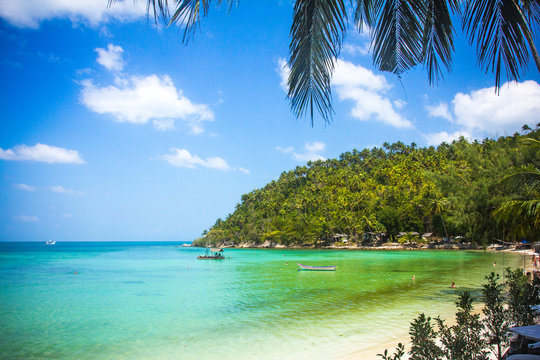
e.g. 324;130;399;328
297;263;336;271
197;248;224;260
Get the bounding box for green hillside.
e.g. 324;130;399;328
194;130;540;248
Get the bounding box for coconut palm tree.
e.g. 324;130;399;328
494;137;540;238
115;0;540;124
431;197;449;239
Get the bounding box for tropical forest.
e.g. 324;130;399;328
194;127;540;248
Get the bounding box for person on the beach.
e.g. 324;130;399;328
450;282;456;288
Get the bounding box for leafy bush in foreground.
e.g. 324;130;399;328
379;269;540;360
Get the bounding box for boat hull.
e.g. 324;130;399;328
197;256;224;260
297;263;336;271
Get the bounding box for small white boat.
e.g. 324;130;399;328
45;240;56;245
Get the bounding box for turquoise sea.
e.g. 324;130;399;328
0;242;524;360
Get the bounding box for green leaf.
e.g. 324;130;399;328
288;0;348;125
372;0;425;75
462;0;530;89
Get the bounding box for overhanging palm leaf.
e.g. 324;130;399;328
114;0;236;43
420;0;458;83
372;0;425;75
463;0;530;89
113;0;540;124
353;0;379;30
522;0;540;26
168;0;235;43
288;0;347;124
142;0;170;22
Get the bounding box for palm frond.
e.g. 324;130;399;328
288;0;348;124
462;0;530;89
372;0;425;75
109;0;171;23
147;0;170;22
420;0;456;84
494;199;540;235
353;0;380;30
521;136;540;151
501;165;540;190
170;1;238;43
113;0;236;43
521;0;540;25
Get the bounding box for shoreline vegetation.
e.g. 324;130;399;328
191;240;505;250
193;130;540;250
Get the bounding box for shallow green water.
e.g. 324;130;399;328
0;242;524;360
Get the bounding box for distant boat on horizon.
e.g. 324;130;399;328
45;240;56;245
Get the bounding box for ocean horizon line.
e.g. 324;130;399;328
0;240;192;243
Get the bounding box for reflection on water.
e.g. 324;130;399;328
0;243;524;360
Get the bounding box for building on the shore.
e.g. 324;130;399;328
422;233;433;242
332;234;349;243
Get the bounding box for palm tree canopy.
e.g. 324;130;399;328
494;135;540;237
111;0;540;124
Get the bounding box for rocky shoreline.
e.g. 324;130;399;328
191;240;503;250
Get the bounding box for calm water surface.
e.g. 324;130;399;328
0;242;524;360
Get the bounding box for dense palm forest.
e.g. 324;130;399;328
194;129;540;248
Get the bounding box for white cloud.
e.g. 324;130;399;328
305;141;325;153
96;44;124;71
393;99;406;109
14;183;36;191
0;143;85;164
424;81;540;144
0;0;146;28
277;142;326;162
153;118;175;131
238;167;250;175
422;131;473;146
342;27;371;57
342;87;412;128
277;58;289;92
426;102;453;122
332;59;389;92
332;60;412;128
276;58;410;128
13;215;38;222
81;75;214;134
342;42;370;56
452;81;540;135
160;148;232;171
49;185;84;195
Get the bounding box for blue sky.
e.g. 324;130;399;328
1;1;539;242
